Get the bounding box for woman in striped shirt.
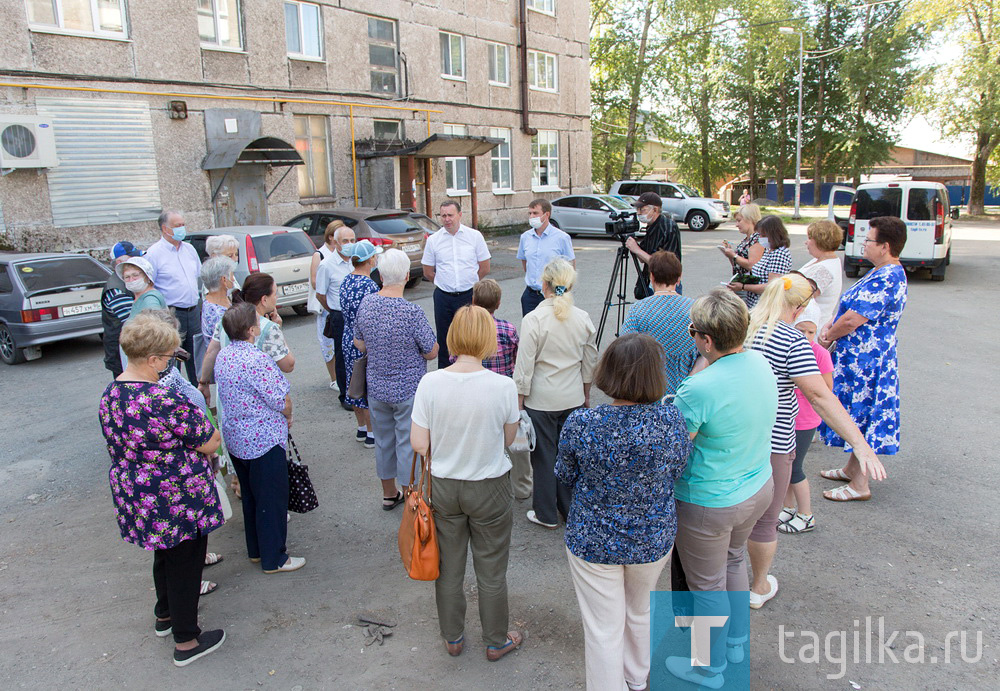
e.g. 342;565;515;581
727;215;793;309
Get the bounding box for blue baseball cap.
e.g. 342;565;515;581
344;239;383;263
110;241;142;261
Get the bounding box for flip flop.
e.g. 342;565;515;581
204;552;224;567
823;484;871;502
200;580;218;596
486;630;523;661
445;635;464;657
820;468;852;482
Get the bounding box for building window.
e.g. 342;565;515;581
489;127;512;192
294;115;332;198
661;153;668;162
26;0;127;38
440;32;465;80
284;1;322;60
526;0;555;15
368;17;399;95
443;124;469;195
198;0;242;50
527;50;558;92
531;130;559;190
488;43;509;86
374;119;402;141
635;149;643;164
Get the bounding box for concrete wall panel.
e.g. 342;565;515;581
29;33;135;79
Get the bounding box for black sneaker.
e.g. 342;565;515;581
155;619;172;638
364;435;375;449
173;629;226;667
355;429;367;443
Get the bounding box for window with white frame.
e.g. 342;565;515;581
489;127;512;192
526;0;555;15
443;124;469;195
26;0;127;38
531;130;559;190
198;0;242;50
439;32;465;80
488;43;509;86
284;1;322;59
294;115;332;198
368;17;399;95
374;119;402;141
527;50;558;92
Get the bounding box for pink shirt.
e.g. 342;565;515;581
795;342;834;430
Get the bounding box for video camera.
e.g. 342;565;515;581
605;210;641;238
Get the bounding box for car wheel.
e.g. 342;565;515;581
549;219;560;228
845;263;860;278
405;276;422;289
945;248;951;266
686;211;709;231
292;304;310;317
0;323;27;365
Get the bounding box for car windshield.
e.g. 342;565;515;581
251;232;314;263
15;257;108;294
409;214;440;233
367;214;425;235
856;188;903;220
600;195;633;210
676;183;700;197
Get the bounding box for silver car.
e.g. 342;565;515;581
549;194;636;237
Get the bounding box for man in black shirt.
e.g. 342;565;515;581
625;191;683;297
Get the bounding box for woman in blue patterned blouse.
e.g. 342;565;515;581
555;333;691;691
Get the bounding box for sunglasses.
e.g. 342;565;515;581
688;323;712;340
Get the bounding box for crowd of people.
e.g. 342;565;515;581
98;195;908;684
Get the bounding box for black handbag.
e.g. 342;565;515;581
286;434;318;513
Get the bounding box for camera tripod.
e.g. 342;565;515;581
596;237;650;347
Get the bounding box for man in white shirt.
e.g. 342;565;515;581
517;198;575;316
144;210;203;382
315;225;356;411
421;200;491;368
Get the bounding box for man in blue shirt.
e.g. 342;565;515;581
516;199;576;315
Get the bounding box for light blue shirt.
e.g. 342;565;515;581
517;224;575;290
315;251;353;311
144;237;202;308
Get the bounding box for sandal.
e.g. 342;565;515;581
820;468;852;482
200;580;218;596
382;491;404;511
486;630;523;661
778;513;815;533
204;552;224;567
445;635;464;657
778;507;796;524
823;485;871;502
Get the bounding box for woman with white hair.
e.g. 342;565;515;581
117;257;166;319
513;258;598;529
205;234;239;264
200;256;237;352
354;249;438;509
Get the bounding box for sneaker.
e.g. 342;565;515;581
526;510;558;529
778;513;815;534
263;556;306;574
155;619;172;638
749;574;778;610
355;428;367;443
727;642;745;664
364;435;375;449
778;506;796;524
329;381;340;392
665;656;724;689
172;629;226;667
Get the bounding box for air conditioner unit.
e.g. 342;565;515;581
0;115;59;169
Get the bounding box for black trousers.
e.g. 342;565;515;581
153;532;208;644
525;406;576;525
172;304;202;383
433;288;473;369
326;309;348;403
232;444;289;571
520;286;545;316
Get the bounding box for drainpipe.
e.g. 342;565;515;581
518;0;537;136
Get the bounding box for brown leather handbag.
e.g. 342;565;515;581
398;452;439;581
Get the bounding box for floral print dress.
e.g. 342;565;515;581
820;264;907;454
100;381;222;551
339;273;379;409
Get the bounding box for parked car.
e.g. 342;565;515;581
0;252;111;364
609;180;730;231
284;208;428;288
549;194;636;236
408;212;441;235
186;227;315;314
827;181;953;281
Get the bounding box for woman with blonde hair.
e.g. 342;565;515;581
513;258;598;529
727;215;792;309
718;203;764;286
798;219;844;327
744;274;885;610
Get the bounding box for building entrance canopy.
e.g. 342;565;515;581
201;136;304;170
356;133;502;159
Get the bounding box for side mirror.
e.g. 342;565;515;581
950;207;960;220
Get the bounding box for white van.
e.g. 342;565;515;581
827;181;952;281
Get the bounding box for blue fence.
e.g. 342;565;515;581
751;182;1000;207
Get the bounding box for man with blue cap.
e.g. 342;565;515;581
102;241;142;378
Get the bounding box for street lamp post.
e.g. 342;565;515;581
780;27;804;220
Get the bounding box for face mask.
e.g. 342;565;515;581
528;217;543;230
759;237;771;251
170;225;187;242
156;357;173;380
225;276;237;296
124;277;147;292
637;214;650;224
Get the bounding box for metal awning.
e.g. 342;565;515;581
201;136;304;170
356;134;503;160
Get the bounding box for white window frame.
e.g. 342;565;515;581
294;114;333;199
439;31;466;81
198;0;244;52
373;119;403;141
443;124;470;196
489;127;513;194
285;0;323;61
526;0;555;16
487;43;510;87
367;16;400;95
527;50;558;92
531;130;560;192
26;0;129;40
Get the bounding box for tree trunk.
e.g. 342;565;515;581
747;51;758;200
700;86;712;196
968;130;996;215
621;4;653;179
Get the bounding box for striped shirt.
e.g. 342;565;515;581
749;320;819;454
621;294;698;396
746;247;792;309
101;288;134;321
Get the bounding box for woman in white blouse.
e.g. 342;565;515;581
798;219;844;328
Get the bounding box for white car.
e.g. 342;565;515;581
609;180;730;231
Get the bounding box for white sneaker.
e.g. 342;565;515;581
329;381;340;392
749;574;778;609
264;556;305;574
526;510;558;529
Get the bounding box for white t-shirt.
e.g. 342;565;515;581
799;256;843;327
411;369;519;481
420;224;491;293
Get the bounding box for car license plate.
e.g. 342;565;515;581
281;282;308;296
402;243;421;253
61;302;99;317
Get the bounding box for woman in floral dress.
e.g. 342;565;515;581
818;216;908;503
99;313;226;667
339;240;382;448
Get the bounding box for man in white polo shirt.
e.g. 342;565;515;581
422;200;491;369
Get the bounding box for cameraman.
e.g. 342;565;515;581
624;192;682;296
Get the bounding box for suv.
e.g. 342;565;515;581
827;181;952;281
609;180;730;231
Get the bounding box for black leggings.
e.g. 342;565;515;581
790;427;817;484
153;532;208;644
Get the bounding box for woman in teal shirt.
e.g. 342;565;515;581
117;257;166;319
665;288;777;689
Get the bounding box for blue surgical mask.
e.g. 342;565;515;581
637;214;650;224
171;225;187;242
759;236;771;251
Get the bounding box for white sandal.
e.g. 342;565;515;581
823;484;871;502
820;468;852;482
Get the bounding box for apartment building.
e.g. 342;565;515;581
0;0;591;251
